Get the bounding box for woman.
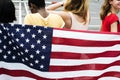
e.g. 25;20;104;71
47;0;90;30
100;0;120;32
24;0;65;28
0;0;16;23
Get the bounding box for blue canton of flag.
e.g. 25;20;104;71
0;23;53;72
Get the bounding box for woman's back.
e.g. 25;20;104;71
24;13;64;28
69;12;88;30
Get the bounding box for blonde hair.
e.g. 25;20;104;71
64;0;89;23
100;0;112;20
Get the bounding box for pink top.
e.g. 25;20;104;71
69;12;88;30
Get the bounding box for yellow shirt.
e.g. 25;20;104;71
24;13;65;28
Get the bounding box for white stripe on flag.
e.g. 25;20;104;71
98;77;120;80
0;74;35;80
53;30;120;41
50;55;120;66
52;44;120;53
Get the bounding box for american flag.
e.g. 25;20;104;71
0;23;120;80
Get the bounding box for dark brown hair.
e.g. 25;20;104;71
0;0;16;23
100;0;111;20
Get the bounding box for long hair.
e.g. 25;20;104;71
0;0;16;23
64;0;89;23
100;0;111;20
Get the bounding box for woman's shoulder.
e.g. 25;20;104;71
107;13;118;18
25;13;39;17
104;13;118;21
49;13;62;17
105;13;119;24
25;13;42;20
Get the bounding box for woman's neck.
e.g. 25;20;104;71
111;7;119;14
38;8;49;18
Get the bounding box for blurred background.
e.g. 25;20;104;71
12;0;104;31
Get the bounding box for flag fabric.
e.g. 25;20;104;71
0;23;120;80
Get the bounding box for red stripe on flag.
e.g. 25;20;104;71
51;51;120;59
52;37;120;47
49;60;120;72
0;68;52;80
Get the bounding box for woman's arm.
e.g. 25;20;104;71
46;2;64;10
86;10;91;25
110;22;118;32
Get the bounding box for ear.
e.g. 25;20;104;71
29;3;38;13
109;0;113;5
29;3;34;9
